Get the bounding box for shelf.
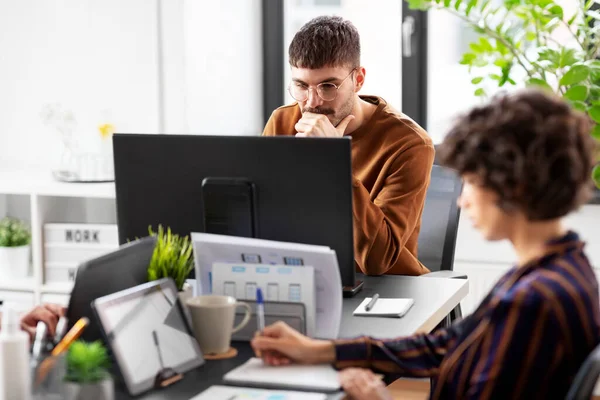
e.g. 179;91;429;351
41;282;74;295
0;277;35;292
0;165;115;198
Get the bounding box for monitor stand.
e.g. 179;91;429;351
343;280;364;297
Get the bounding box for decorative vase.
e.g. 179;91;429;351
63;378;114;400
0;245;30;279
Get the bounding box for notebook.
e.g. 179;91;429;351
223;357;340;393
190;385;328;400
353;297;414;318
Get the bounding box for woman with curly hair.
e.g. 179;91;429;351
251;88;600;400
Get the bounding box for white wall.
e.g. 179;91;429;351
0;0;265;169
0;0;161;168
182;0;263;136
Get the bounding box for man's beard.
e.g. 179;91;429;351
302;94;355;128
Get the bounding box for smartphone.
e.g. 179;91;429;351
201;177;258;238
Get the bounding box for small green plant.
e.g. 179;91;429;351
0;217;31;247
64;340;111;384
147;225;194;291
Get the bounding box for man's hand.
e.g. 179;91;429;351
295;112;355;138
19;303;66;338
251;321;336;365
339;368;392;400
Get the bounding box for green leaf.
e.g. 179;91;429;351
537;47;560;69
444;0;452;7
547;5;564;18
560;48;580;68
407;0;431;10
474;88;486;97
587;60;600;70
466;0;478;15
560;65;591;86
590;105;600;123
593;125;600;141
479;37;494;52
593;164;600;189
459;52;477;65
469;42;484;53
490;73;502;80
527;78;553;91
471;77;484;84
494;58;509;67
454;0;463;10
567;13;577;25
564;85;590;102
571;101;589;112
525;31;537;41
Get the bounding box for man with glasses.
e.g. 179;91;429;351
263;15;434;276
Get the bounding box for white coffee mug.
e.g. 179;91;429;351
186;295;251;355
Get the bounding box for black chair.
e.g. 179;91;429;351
418;164;465;324
566;342;600;400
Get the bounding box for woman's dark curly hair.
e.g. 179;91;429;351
437;88;596;220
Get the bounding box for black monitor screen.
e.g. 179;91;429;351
112;134;355;288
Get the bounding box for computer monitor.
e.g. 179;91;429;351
112;134;359;292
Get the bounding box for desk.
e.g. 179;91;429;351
115;275;468;399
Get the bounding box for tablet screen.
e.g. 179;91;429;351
93;279;204;395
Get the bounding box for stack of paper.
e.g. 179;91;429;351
191;385;328;400
191;232;342;339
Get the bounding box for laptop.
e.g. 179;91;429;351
65;235;157;343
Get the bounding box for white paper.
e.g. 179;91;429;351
212;263;316;337
223;358;340;392
191;232;342;339
353;297;415;317
190;385;327;400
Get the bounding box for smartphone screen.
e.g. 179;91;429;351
201;178;257;238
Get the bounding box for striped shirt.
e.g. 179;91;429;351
334;231;600;399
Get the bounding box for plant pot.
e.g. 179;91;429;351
63;378;114;400
0;245;30;279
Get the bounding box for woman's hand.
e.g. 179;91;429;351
250;321;336;365
340;368;392;400
19;303;66;338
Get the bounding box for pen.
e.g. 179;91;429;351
256;287;265;332
51;316;89;356
365;293;380;312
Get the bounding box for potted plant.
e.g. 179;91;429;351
147;225;195;305
63;340;113;400
0;217;32;279
407;0;600;188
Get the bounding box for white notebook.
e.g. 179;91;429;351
190;385;327;400
223;357;340;393
353;297;414;318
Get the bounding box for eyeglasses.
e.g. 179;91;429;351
287;69;356;102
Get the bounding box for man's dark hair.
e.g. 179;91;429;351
438;88;596;220
289;16;360;69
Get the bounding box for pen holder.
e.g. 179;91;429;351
32;354;67;400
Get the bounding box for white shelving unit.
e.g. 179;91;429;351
0;165;117;309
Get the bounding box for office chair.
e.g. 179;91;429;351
417;163;465;325
566;342;600;400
